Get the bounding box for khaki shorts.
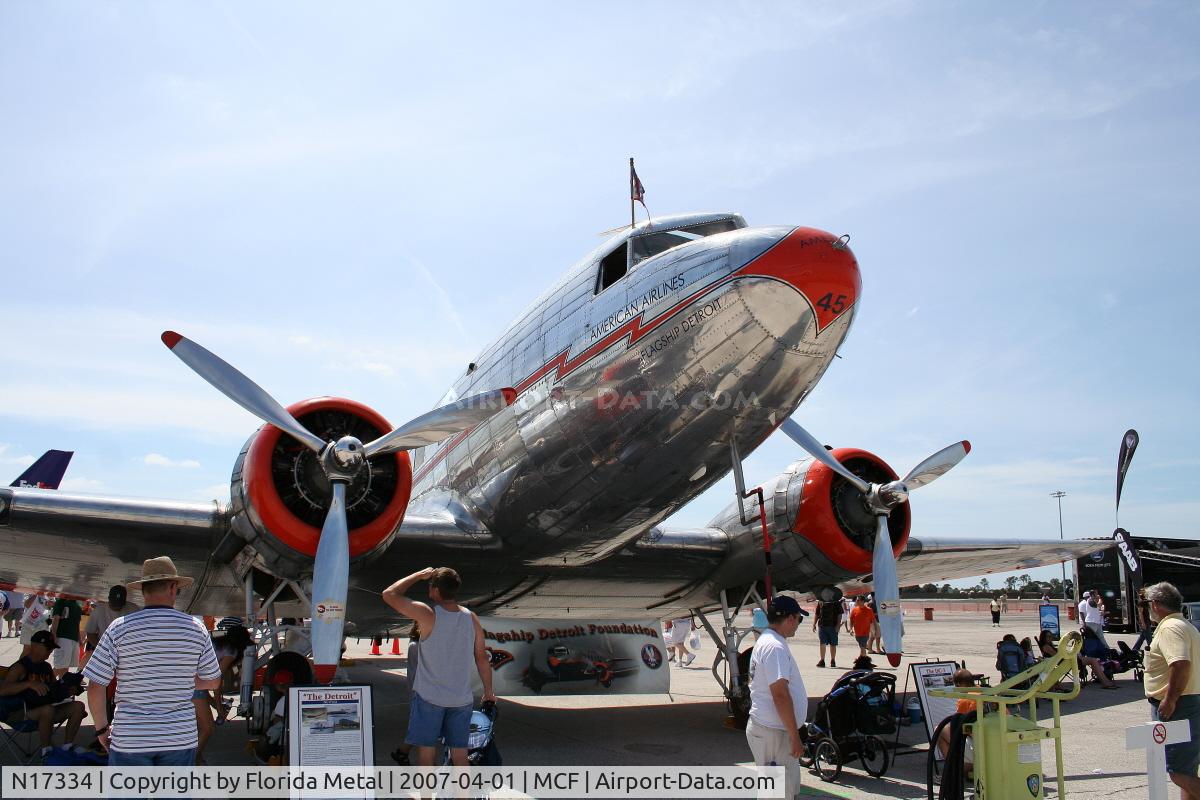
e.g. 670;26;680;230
52;639;80;669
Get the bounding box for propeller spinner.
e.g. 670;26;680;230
162;331;514;682
780;419;970;666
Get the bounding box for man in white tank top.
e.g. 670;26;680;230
383;567;496;766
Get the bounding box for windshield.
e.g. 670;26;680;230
630;217;742;268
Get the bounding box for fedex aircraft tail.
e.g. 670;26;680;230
10;450;74;489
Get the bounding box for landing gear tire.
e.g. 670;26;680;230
813;737;842;782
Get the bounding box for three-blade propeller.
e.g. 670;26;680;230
162;331;515;683
780;418;970;666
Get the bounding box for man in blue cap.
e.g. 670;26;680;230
746;594;808;800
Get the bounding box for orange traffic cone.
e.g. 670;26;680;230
391;637;401;655
370;637;382;656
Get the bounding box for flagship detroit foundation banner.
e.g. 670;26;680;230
474;617;672;696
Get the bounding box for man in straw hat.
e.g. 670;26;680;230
83;556;223;765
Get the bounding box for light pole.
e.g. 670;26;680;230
1051;491;1068;600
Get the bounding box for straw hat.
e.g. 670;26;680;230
127;556;194;589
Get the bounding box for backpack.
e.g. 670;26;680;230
996;641;1027;680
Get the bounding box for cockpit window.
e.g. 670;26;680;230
630;218;743;268
679;218;741;238
595;216;744;294
631;231;693;266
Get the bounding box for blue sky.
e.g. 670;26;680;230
2;2;1198;590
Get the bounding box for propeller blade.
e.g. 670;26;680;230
161;331;326;453
900;440;971;490
311;481;349;684
779;419;871;494
363;388;517;458
872;515;903;667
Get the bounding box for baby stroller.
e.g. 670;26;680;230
1114;641;1145;682
800;671;896;781
1079;627;1139;684
441;700;502;766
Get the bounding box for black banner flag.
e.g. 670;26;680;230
1115;428;1139;522
1113;526;1143;598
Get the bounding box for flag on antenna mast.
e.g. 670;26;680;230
629;158;649;228
630;161;646;206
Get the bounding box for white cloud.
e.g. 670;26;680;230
59;477;105;492
0;444;36;467
193;483;230;501
143;453;202;469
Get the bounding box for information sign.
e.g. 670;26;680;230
911;661;961;742
289;685;375;770
1039;603;1060;637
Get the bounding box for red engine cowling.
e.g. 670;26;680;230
792;447;910;575
232;397;412;571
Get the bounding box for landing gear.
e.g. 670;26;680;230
694;586;766;728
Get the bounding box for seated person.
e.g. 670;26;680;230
996;634;1032;682
1079;626;1120;688
936;669;979;759
1020;637;1037;666
1038;629;1116;689
0;631;87;761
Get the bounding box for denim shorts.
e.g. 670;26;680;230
1151;695;1200;776
855;635;870;648
406;693;473;748
817;626;839;646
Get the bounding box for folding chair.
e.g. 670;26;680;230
0;668;67;765
1;712;48;764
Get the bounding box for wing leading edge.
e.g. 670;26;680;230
838;535;1109;593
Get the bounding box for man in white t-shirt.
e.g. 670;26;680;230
1079;590;1109;648
19;593;51;658
746;595;808;800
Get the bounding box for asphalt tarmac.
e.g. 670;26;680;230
0;610;1167;798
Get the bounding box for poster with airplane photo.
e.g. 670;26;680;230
290;685;375;775
912;661;961;741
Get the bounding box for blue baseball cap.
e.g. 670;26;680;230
770;595;802;616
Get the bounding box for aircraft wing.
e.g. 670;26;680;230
836;535;1108;592
0;486;229;603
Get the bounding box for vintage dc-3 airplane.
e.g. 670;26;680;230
0;211;1101;716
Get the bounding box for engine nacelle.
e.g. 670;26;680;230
789;447;910;575
228;397;413;575
706;447;911;593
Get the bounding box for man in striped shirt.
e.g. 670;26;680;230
83;557;222;765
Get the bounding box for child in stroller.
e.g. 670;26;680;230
799;657;895;782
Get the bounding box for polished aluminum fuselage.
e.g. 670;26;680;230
405;217;853;566
0;213;860;626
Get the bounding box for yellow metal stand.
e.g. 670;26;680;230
931;631;1082;799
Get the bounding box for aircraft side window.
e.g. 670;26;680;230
595;243;629;293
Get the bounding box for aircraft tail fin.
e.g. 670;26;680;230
10;449;74;489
